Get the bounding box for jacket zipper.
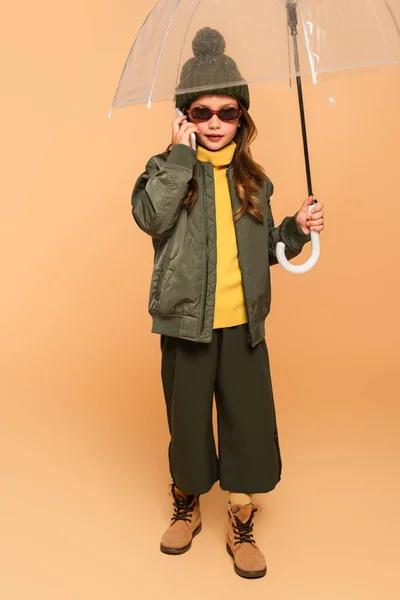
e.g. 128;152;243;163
199;165;208;335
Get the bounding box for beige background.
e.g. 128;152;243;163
1;2;400;599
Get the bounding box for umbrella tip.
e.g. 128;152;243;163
108;108;113;119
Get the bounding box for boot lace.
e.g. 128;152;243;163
170;485;197;524
232;508;258;546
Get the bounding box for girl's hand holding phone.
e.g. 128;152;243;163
172;115;199;147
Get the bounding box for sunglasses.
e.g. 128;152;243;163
186;107;242;122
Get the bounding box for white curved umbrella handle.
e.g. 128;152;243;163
276;205;320;274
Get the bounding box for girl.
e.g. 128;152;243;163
131;27;324;579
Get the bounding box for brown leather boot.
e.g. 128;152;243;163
226;503;267;578
160;482;202;555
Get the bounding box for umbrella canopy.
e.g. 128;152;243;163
111;0;400;274
111;0;400;110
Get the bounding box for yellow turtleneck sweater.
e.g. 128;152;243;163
197;141;248;329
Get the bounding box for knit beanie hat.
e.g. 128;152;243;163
175;27;250;111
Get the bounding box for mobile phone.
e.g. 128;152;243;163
175;107;197;151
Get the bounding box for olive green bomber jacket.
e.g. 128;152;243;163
131;143;311;347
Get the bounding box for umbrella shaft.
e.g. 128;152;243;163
294;44;313;197
287;2;314;198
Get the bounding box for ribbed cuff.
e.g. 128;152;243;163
283;214;311;249
166;144;197;171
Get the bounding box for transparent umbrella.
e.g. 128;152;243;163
109;0;400;273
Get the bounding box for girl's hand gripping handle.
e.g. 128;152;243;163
276;198;322;274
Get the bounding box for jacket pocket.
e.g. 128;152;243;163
149;254;172;310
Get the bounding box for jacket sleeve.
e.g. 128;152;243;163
266;178;311;266
131;144;197;239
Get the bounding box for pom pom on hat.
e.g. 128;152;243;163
192;27;226;58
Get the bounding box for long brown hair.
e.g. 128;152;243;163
166;103;266;222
